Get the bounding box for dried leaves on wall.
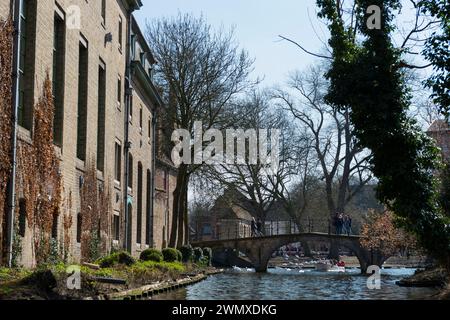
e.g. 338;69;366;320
16;74;62;265
0;18;13;263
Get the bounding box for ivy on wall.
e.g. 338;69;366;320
80;161;111;262
0;18;13;263
15;74;63;265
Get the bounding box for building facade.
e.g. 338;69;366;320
1;0;176;267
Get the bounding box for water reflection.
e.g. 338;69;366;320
153;268;439;300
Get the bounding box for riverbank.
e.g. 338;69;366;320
0;262;220;300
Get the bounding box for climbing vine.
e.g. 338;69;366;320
16;73;62;265
80;160;111;262
316;0;450;269
0;18;13;263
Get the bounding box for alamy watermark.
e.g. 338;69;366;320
366;265;381;290
171;121;280;175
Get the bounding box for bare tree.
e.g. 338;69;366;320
272;64;373;231
200;91;313;229
146;14;255;247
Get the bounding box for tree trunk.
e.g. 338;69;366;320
169;165;189;248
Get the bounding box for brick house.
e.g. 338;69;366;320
427;120;450;161
0;0;177;267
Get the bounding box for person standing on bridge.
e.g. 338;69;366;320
251;218;257;237
344;214;352;236
256;219;263;236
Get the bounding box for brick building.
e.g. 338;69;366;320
427;120;450;161
0;0;177;267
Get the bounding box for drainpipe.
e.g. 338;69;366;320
123;11;134;253
6;0;23;268
150;115;156;247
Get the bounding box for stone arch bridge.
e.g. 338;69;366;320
192;232;387;273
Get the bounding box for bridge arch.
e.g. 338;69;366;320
192;233;388;274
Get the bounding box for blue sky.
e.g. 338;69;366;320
134;0;325;87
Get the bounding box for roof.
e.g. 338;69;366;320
428;120;450;133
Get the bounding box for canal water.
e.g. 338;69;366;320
154;268;439;300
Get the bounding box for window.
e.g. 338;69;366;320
128;153;133;190
139;107;143;131
202;224;213;236
17;0;36;130
136;163;143;244
53;12;66;146
76;213;82;243
163;170;168;192
117;76;122;107
97;61;106;172
18;199;26;237
148;118;151;140
52;214;58;239
113;213;120;241
114;142;122;183
76;39;88;161
101;0;106;25
118;16;123;51
145;170;152;245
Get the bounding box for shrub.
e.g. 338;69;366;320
202;247;212;266
162;248;179;262
193;247;203;262
179;244;193;262
176;249;183;262
98;251;136;268
140;249;163;262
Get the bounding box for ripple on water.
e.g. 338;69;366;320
152;268;439;300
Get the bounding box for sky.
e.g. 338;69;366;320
134;0;327;87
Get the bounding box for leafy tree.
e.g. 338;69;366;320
361;210;418;259
419;0;450;119
316;0;450;268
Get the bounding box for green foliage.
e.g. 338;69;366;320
98;251;136;268
140;249;163;262
87;232;102;263
316;0;450;267
162;248;179;262
47;238;61;265
441;161;450;217
11;222;23;268
133;260;185;273
179;244;193;262
202;247;212;266
176;249;183;262
193;247;203;262
419;0;450;119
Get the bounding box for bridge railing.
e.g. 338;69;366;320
214;218;357;241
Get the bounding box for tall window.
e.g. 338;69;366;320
148;118;151;140
97;61;106;171
117;75;122;107
51;213;58;239
76;213;82;243
76;39;88;161
145;170;152;245
113;213;120;241
101;0;106;24
128;153;133;190
18;199;27;237
53;12;66;146
139;107;143;131
114;142;122;183
118;16;123;51
137;163;143;244
18;0;36;130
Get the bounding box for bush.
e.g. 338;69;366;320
140;249;163;262
202;247;212;266
176;249;183;262
98;251;136;268
162;248;179;262
193;247;203;262
179;244;193;262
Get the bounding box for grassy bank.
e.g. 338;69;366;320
0;248;216;300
